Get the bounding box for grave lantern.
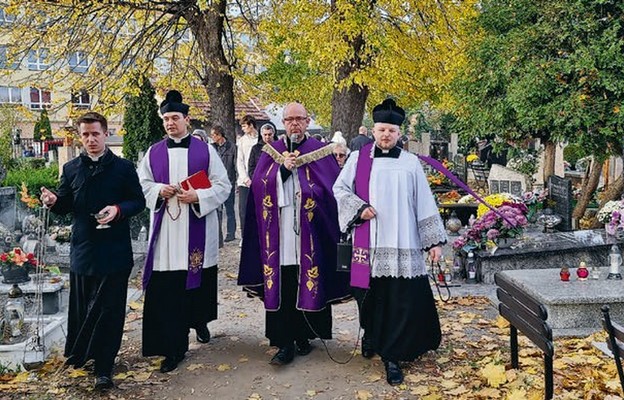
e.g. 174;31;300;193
4;284;24;337
607;244;622;280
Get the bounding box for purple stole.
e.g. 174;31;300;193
143;136;209;290
256;139;328;310
351;143;374;289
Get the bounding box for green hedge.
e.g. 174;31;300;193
2;164;59;196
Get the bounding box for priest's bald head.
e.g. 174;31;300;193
372;98;405;150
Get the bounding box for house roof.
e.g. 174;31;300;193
191;97;270;121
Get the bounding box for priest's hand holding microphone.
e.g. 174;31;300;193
360;205;442;262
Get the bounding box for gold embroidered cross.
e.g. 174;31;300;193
352;248;369;264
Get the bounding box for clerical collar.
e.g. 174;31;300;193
374;145;401;158
167;134;191;148
285;135;307;151
87;148;107;162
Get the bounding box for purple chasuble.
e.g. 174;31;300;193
351;143;374;289
143;136;209;290
238;138;351;311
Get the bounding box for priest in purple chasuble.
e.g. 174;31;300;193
238;102;351;366
138;90;231;373
333;99;447;386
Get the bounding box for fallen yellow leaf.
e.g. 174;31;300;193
217;364;231;371
481;362;507;388
187;363;204;371
506;388;527;400
67;368;89;378
494;316;510;329
356;390;373;400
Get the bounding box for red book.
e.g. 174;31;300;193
180;170;211;190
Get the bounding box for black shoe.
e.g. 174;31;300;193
361;335;375;359
160;354;184;373
384;361;403;385
195;325;211;344
296;339;313;356
224;235;236;242
94;375;114;391
270;345;295;366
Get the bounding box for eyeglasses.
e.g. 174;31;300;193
283;116;308;123
334;153;347;158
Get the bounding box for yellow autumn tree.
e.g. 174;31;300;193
250;0;478;138
0;0;242;139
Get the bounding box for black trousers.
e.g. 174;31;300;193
142;267;218;358
65;270;130;377
265;265;332;348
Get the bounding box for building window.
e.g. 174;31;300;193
69;51;88;73
28;48;49;71
0;8;15;25
30;87;51;109
0;86;22;104
71;89;90;109
0;45;18;69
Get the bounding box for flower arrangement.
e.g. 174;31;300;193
426;159;454;187
0;247;37;272
466;154;479;163
477;193;520;218
20;182;41;209
49;225;72;243
521;188;549;222
597;200;624;235
453;203;528;250
457;194;476;204
437;190;461;204
506;149;540;177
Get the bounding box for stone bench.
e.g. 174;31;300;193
496;268;624;337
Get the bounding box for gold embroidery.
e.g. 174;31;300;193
307;266;319;279
267;279;273;289
264;264;273;276
189;248;203;272
306;280;314;291
262;195;273;208
352;247;370;264
263;141;334;168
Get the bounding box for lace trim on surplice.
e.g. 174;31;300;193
418;213;447;251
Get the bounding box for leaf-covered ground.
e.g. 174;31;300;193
0;242;622;399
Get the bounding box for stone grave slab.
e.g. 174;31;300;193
473;229;618;284
0;186;17;230
548;175;573;231
496;268;624;337
487;164;529;196
0;275;65;314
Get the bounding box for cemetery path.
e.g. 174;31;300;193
0;241;622;399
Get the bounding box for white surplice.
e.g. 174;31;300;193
333;147;447;278
138;140;231;272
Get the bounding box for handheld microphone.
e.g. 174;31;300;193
289;134;297;153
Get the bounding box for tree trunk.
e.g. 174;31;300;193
329;0;373;142
185;4;236;142
572;158;603;220
542;140;556;185
589;161;624;228
331;83;368;142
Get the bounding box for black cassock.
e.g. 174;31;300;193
142;267;217;358
353;276;441;362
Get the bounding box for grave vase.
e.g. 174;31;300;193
1;266;31;284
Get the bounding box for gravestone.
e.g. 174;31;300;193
488;164;529;196
454;153;467;184
547;175;572;231
0;187;17;230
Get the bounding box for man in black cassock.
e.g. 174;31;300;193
41;112;145;391
333;99;447;385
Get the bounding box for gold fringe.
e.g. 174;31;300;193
263;142;335;168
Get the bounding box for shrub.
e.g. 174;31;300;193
2;164;59;196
